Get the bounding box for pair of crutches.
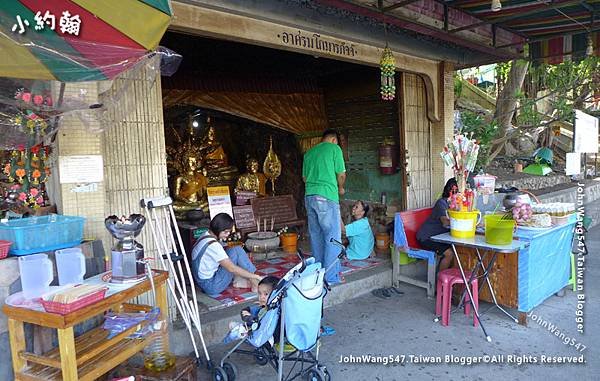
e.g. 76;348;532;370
140;196;212;369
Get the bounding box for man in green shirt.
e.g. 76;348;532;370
303;129;346;284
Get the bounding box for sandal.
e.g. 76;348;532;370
320;325;336;336
371;288;391;299
389;287;404;295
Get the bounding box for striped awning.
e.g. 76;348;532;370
0;0;172;81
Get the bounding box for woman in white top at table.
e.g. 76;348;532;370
191;213;262;297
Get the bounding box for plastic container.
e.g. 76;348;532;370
375;232;390;253
280;232;298;254
447;210;481;238
484;215;516;245
55;248;86;285
0;215;85;256
473;174;496;195
0;240;11;259
18;253;53;299
391;245;416;265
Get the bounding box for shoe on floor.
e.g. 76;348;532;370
320;325;336;336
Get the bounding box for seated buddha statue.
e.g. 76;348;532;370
173;156;209;213
196;118;238;186
235;158;267;196
199;120;228;169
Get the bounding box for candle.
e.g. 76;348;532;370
271;217;274;231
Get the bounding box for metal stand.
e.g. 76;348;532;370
469;249;519;323
450;244;492;342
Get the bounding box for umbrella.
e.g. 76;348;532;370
0;0;172;82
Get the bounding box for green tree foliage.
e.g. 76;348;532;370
482;55;600;164
460;110;498;169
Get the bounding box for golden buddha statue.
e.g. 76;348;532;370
173;156;209;213
199;118;228;169
196;117;238;186
235;158;267;196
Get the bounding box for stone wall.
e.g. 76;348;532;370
496;173;573;191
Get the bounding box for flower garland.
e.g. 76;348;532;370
12;88;53;136
3;144;51;209
380;46;396;101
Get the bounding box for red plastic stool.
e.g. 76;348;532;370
435;268;478;327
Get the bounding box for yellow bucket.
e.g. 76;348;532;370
447;210;481;238
484;214;515;245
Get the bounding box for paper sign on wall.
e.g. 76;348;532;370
574;110;599;153
59;155;103;184
565;153;581;175
207;186;233;218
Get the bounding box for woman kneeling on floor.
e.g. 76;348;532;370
192;213;262;297
341;200;375;260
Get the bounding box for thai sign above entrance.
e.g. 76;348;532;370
277;30;358;58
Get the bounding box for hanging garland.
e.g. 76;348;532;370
3;144;51;209
380;45;396;101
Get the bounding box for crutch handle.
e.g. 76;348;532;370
141;196;173;209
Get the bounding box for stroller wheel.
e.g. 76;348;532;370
305;368;326;381
212;367;228;381
318;365;331;381
222;361;238;381
254;349;269;366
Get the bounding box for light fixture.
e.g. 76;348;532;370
491;0;502;12
192;119;199;128
586;34;594;56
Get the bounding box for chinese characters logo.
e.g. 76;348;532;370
12;10;81;35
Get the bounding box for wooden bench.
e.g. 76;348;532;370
236;195;305;236
392;208;438;298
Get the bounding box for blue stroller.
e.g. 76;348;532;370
214;245;344;381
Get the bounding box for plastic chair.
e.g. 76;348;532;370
435;268;478;327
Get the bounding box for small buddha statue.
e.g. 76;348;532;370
199;119;228;169
195;118;239;186
235;158;267;196
173;156;209;213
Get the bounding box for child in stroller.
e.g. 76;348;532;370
214;248;344;381
224;276;280;345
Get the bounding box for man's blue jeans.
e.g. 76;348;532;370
305;195;341;284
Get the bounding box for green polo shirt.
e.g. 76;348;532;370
302;142;346;202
